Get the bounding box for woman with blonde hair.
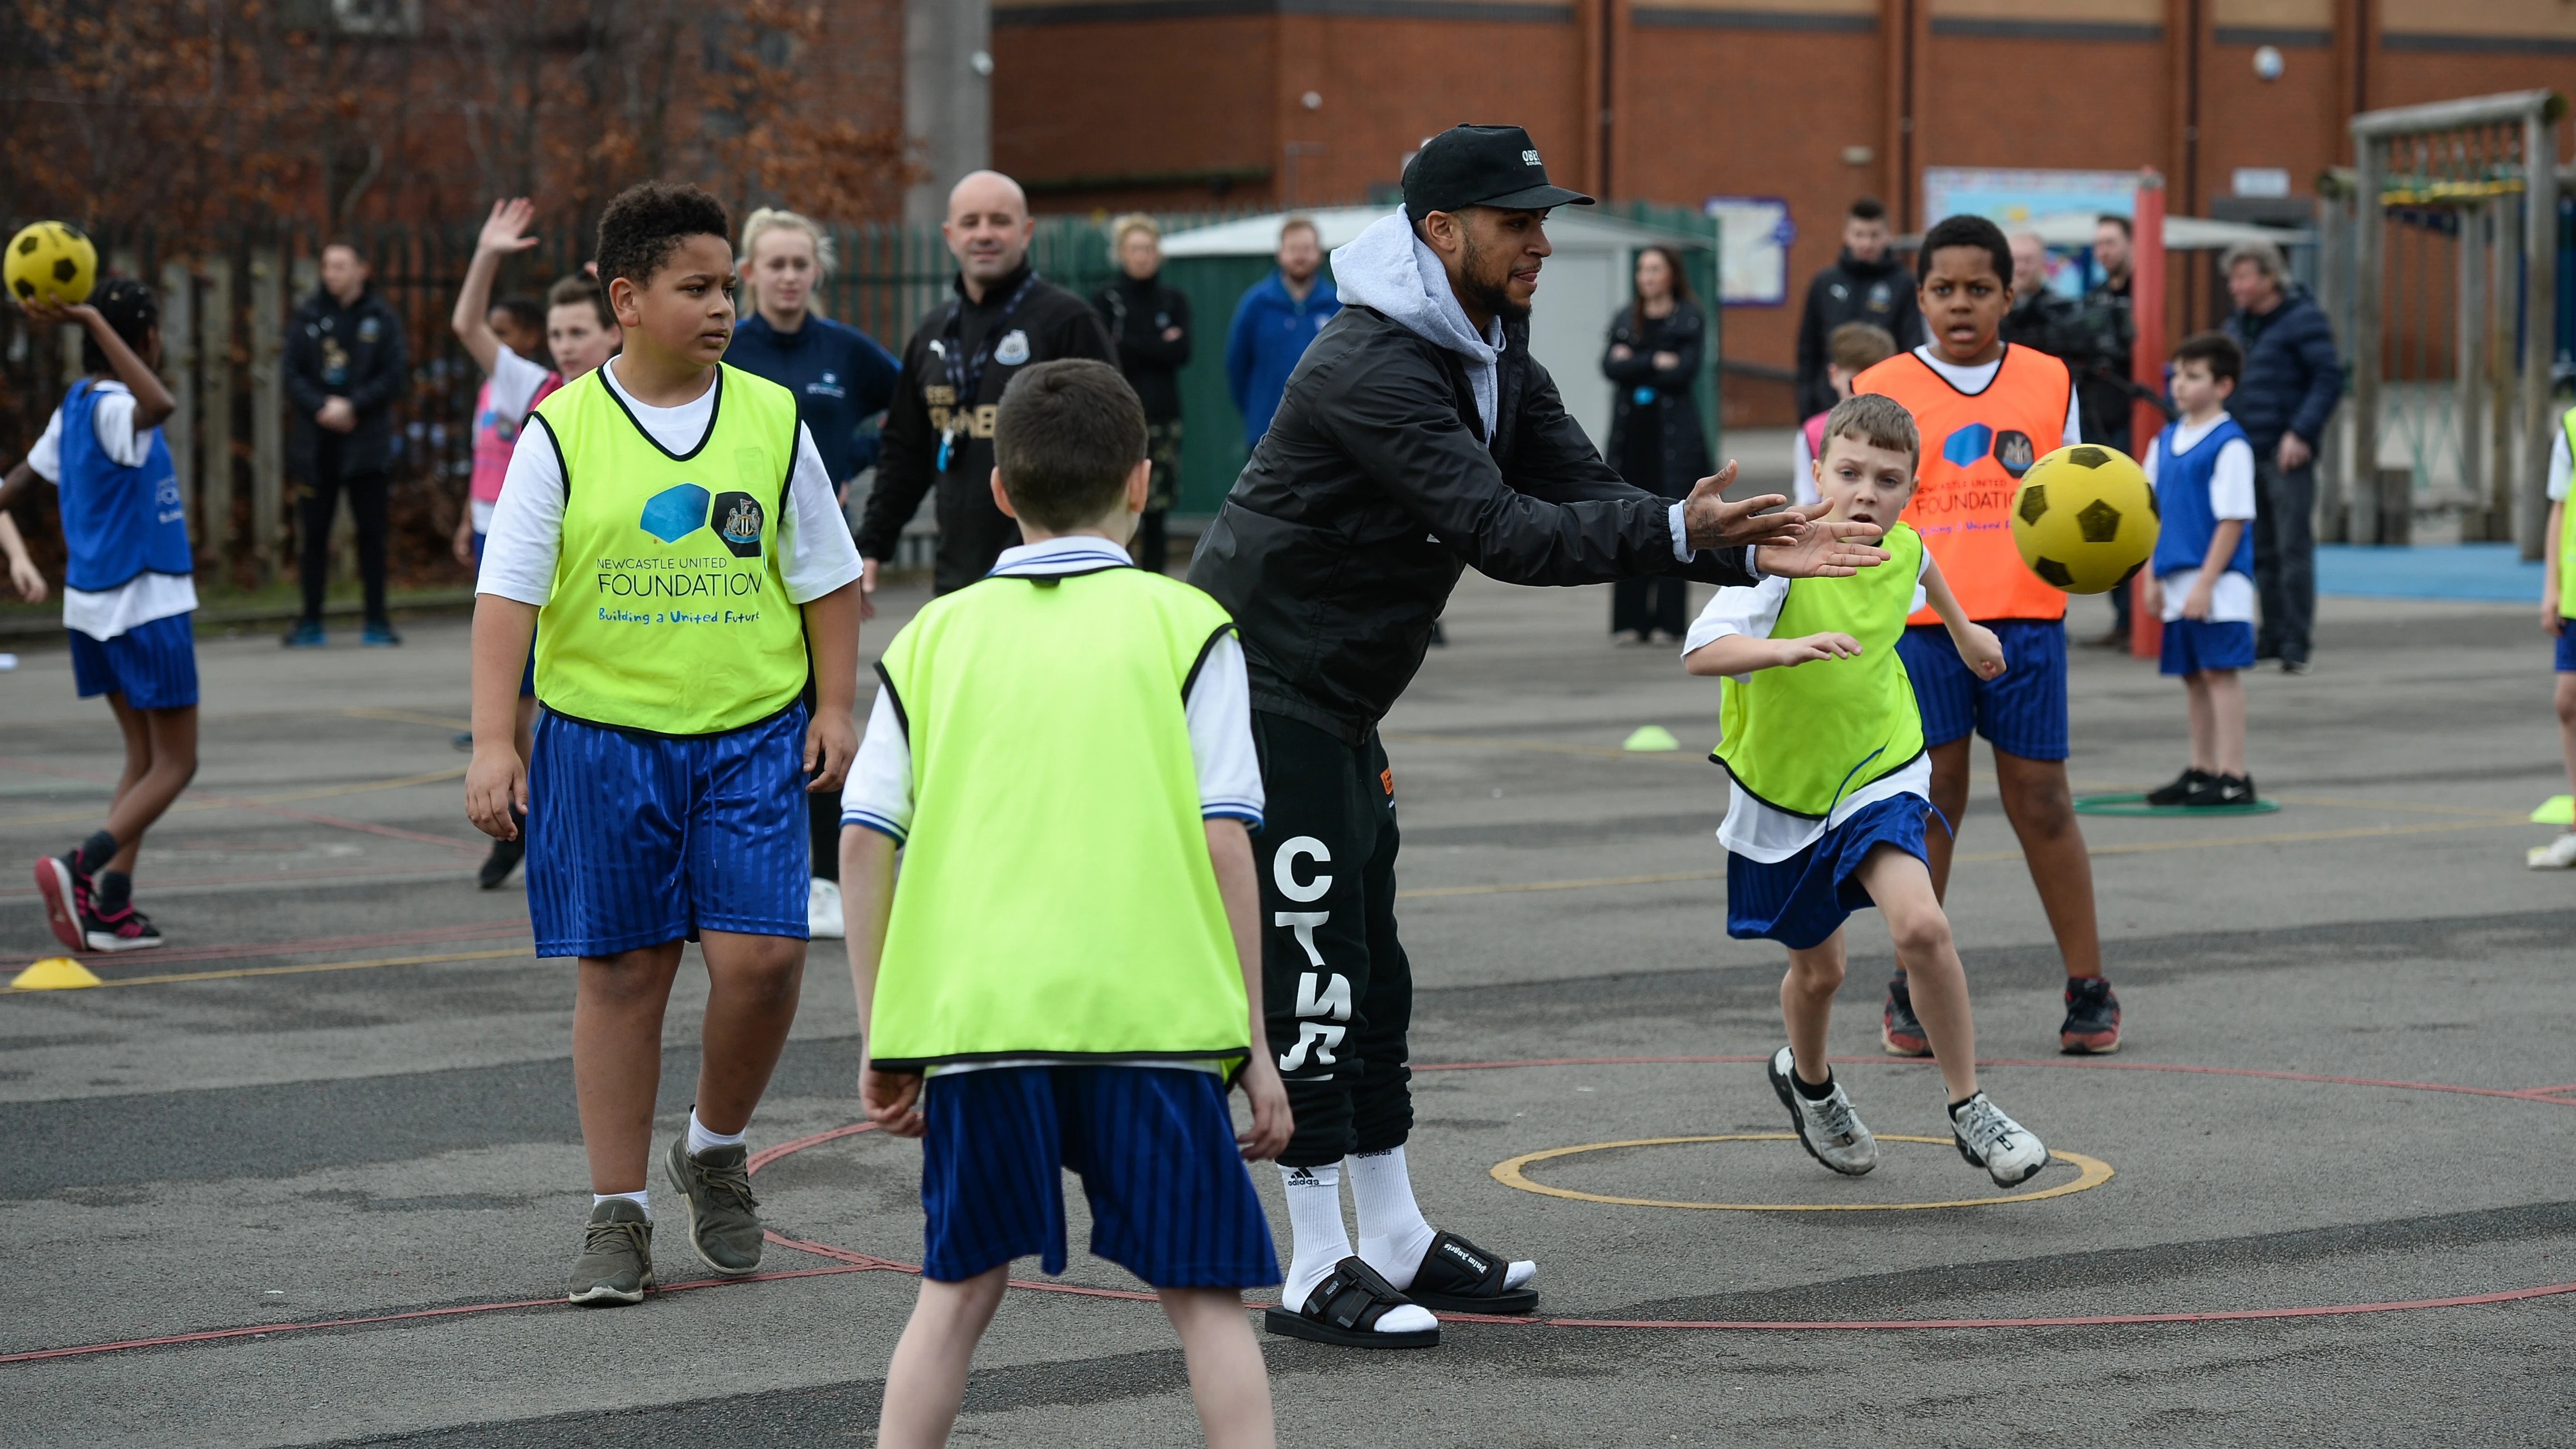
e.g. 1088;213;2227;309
1090;213;1193;571
726;205;902;940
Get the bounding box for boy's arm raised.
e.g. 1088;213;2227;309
451;199;539;376
1207;818;1291;1160
24;301;175;430
1923;554;2006;679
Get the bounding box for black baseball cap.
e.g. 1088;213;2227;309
1402;124;1595;223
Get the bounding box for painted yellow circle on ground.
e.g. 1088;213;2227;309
1490;1134;2115;1211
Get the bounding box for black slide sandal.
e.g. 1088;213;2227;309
1261;1257;1440;1349
1397;1232;1538;1315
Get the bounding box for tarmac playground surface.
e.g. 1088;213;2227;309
1;572;2571;1446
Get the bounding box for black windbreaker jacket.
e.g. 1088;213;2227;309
1187;303;1755;745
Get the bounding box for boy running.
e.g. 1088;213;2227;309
450;198;563;889
842;359;1290;1447
1;281;196;953
465;182;862;1305
1855;214;2123;1057
2140;333;2259;808
1687;393;2049;1187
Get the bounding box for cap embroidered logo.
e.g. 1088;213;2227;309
1521;149;1541;166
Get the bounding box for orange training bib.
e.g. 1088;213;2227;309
1855;344;2072;624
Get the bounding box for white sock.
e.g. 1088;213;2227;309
1349;1145;1535;1292
593;1189;648;1218
1278;1164;1351;1312
686;1108;745;1157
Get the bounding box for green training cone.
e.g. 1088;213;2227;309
1622;725;1682;753
2533;795;2573;826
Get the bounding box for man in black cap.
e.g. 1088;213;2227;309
1188;123;1888;1350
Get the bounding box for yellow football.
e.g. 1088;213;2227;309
5;221;97;308
2008;444;2159;595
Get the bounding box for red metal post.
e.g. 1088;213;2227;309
2129;169;2168;659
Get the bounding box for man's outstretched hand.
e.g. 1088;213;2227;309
1682;462;1889;578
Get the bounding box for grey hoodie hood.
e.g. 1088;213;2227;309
1330;209;1502;439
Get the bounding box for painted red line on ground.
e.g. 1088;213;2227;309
8;919;530;970
0;1263;884;1365
0;862;473;902
1416;1054;2576;1106
0;756;480;852
1542;1280;2576;1331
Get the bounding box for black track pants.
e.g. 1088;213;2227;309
1251;710;1415;1168
296;464;389;626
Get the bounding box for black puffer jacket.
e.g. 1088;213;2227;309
1187;304;1755;745
284;285;408;478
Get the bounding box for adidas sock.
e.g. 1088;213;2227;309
72;830;117;877
1277;1163;1351;1313
1349;1147;1439;1289
685;1108;745;1156
593;1188;648;1217
1792;1067;1836;1100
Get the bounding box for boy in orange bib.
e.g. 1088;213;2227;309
1854;214;2122;1057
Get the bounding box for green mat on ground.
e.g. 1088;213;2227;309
2072;793;2281;818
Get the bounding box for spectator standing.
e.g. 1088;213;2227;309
1794;199;1922;420
2079;215;2142;648
856;170;1116;604
725;205;903;941
2000;231;2085;360
283;240;409;648
1601;244;1711;643
1093;214;1193;572
2221;239;2342;675
1224;216;1340;448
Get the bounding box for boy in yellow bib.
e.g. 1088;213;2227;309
840;360;1291;1448
465;183;863;1305
1683;393;2049;1187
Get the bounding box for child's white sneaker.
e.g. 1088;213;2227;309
1949;1092;2047;1186
1766;1046;1878;1175
2527;834;2576;870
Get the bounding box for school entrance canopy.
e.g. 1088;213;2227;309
1162;205;1722;464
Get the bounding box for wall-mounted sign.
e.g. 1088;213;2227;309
1702;195;1794;307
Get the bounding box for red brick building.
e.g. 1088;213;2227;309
991;0;2576;416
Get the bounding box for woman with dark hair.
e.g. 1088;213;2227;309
1602;244;1712;643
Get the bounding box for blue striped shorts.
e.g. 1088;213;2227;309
525;704;811;957
1727;793;1931;951
69;612;198;710
919;1065;1281;1290
1897;619;2070;760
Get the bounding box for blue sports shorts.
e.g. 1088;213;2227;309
69;612;198;711
2555;625;2576;673
2160;618;2255;677
918;1064;1280;1290
1898;619;2070;760
1726;793;1932;951
525;704;810;957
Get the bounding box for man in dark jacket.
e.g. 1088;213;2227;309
1093;214;1192;572
1188;124;1888;1347
2222;240;2343;672
283;241;409;647
1793;198;1923;419
2000;230;2087;361
855;170;1115;603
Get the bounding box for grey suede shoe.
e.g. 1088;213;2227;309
664;1137;764;1275
567;1198;654;1306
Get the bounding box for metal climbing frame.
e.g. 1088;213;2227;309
2343;91;2562;554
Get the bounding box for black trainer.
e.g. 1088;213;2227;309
2059;976;2122;1054
1881;973;1930;1057
2144;767;2208;807
2183;773;2256;808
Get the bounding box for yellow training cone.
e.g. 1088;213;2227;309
10;957;100;990
1622;725;1682;753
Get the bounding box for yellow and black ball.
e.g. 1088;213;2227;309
5;221;97;308
2008;444;2159;595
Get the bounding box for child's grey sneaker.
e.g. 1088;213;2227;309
664;1137;764;1275
1949;1092;2048;1187
1766;1046;1878;1175
568;1198;654;1306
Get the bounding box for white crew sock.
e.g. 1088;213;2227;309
1277;1163;1434;1336
593;1189;649;1217
1350;1145;1536;1292
1277;1164;1352;1312
686;1108;746;1157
